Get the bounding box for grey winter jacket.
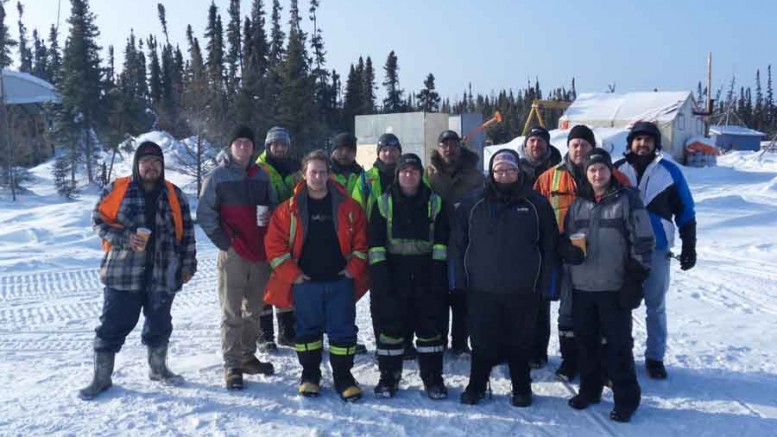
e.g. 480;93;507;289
565;186;654;292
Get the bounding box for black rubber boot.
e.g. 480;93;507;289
78;351;115;400
374;354;403;398
330;349;361;402
460;354;492;405
148;345;184;386
418;351;447;400
297;348;322;397
277;311;296;347
555;333;578;382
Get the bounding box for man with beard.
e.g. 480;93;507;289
80;141;197;400
520;126;562;184
329;132;368;355
614;121;697;380
518;126;562;369
255;126;301;351
454;149;558;407
330;132;364;193
426;130;484;355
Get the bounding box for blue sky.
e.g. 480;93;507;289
13;0;777;101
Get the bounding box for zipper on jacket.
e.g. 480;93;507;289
527;199;542;293
463;198;485;286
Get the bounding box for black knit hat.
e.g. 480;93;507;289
525;126;550;145
377;133;402;153
230;125;255;148
567;125;596;147
395;153;423;174
584;148;614;172
333;132;357;151
627;121;662;150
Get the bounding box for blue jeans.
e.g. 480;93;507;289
643;249;671;361
292;278;357;346
94;287;175;353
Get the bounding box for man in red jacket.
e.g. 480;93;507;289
264;150;369;402
198;126;276;390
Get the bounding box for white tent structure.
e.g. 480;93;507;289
557;91;705;160
0;69;60;105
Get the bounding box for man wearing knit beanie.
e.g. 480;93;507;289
520;126;562;184
256;126;302;352
330;133;364;193
614;120;697;380
199;125;276;388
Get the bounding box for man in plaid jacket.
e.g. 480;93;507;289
79;141;197;400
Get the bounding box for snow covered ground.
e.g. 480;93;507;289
1;145;777;436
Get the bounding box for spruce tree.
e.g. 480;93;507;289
416;73;440;112
47;24;61;84
382;50;404;113
147;35;162;110
276;0;315;153
59;0;104;184
342;63;362;132
0;0;15;68
181;24;212;194
32;29;48;80
361;56;375;114
225;0;242;90
755;70;764;130
16;1;31;72
767;65;774;130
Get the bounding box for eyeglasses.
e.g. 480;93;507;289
493;169;518;177
438;140;460;150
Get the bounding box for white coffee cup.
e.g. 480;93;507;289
257;205;270;227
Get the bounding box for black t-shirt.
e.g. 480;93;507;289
298;193;347;282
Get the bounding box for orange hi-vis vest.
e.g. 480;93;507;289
97;176;183;251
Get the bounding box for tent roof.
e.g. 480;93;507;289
1;69;60;105
709;125;765;137
560;91;693;125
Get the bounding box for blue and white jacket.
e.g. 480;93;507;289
614;153;695;251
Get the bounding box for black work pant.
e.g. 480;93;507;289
573;290;640;413
468;291;539;393
531;298;551;361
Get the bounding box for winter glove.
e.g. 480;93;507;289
558;234;585;266
679;220;697;271
619;258;649;310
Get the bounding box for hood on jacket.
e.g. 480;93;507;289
132;141;165;183
430;146;480;175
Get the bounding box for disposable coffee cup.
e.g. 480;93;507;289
570;232;586;256
257;205;270;227
136;227;152;251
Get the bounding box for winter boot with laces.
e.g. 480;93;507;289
148;345;184;386
242;355;275;376
78;351;115;400
225;368;244;390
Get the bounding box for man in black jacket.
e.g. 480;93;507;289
369;153;450;400
453;149;559;407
